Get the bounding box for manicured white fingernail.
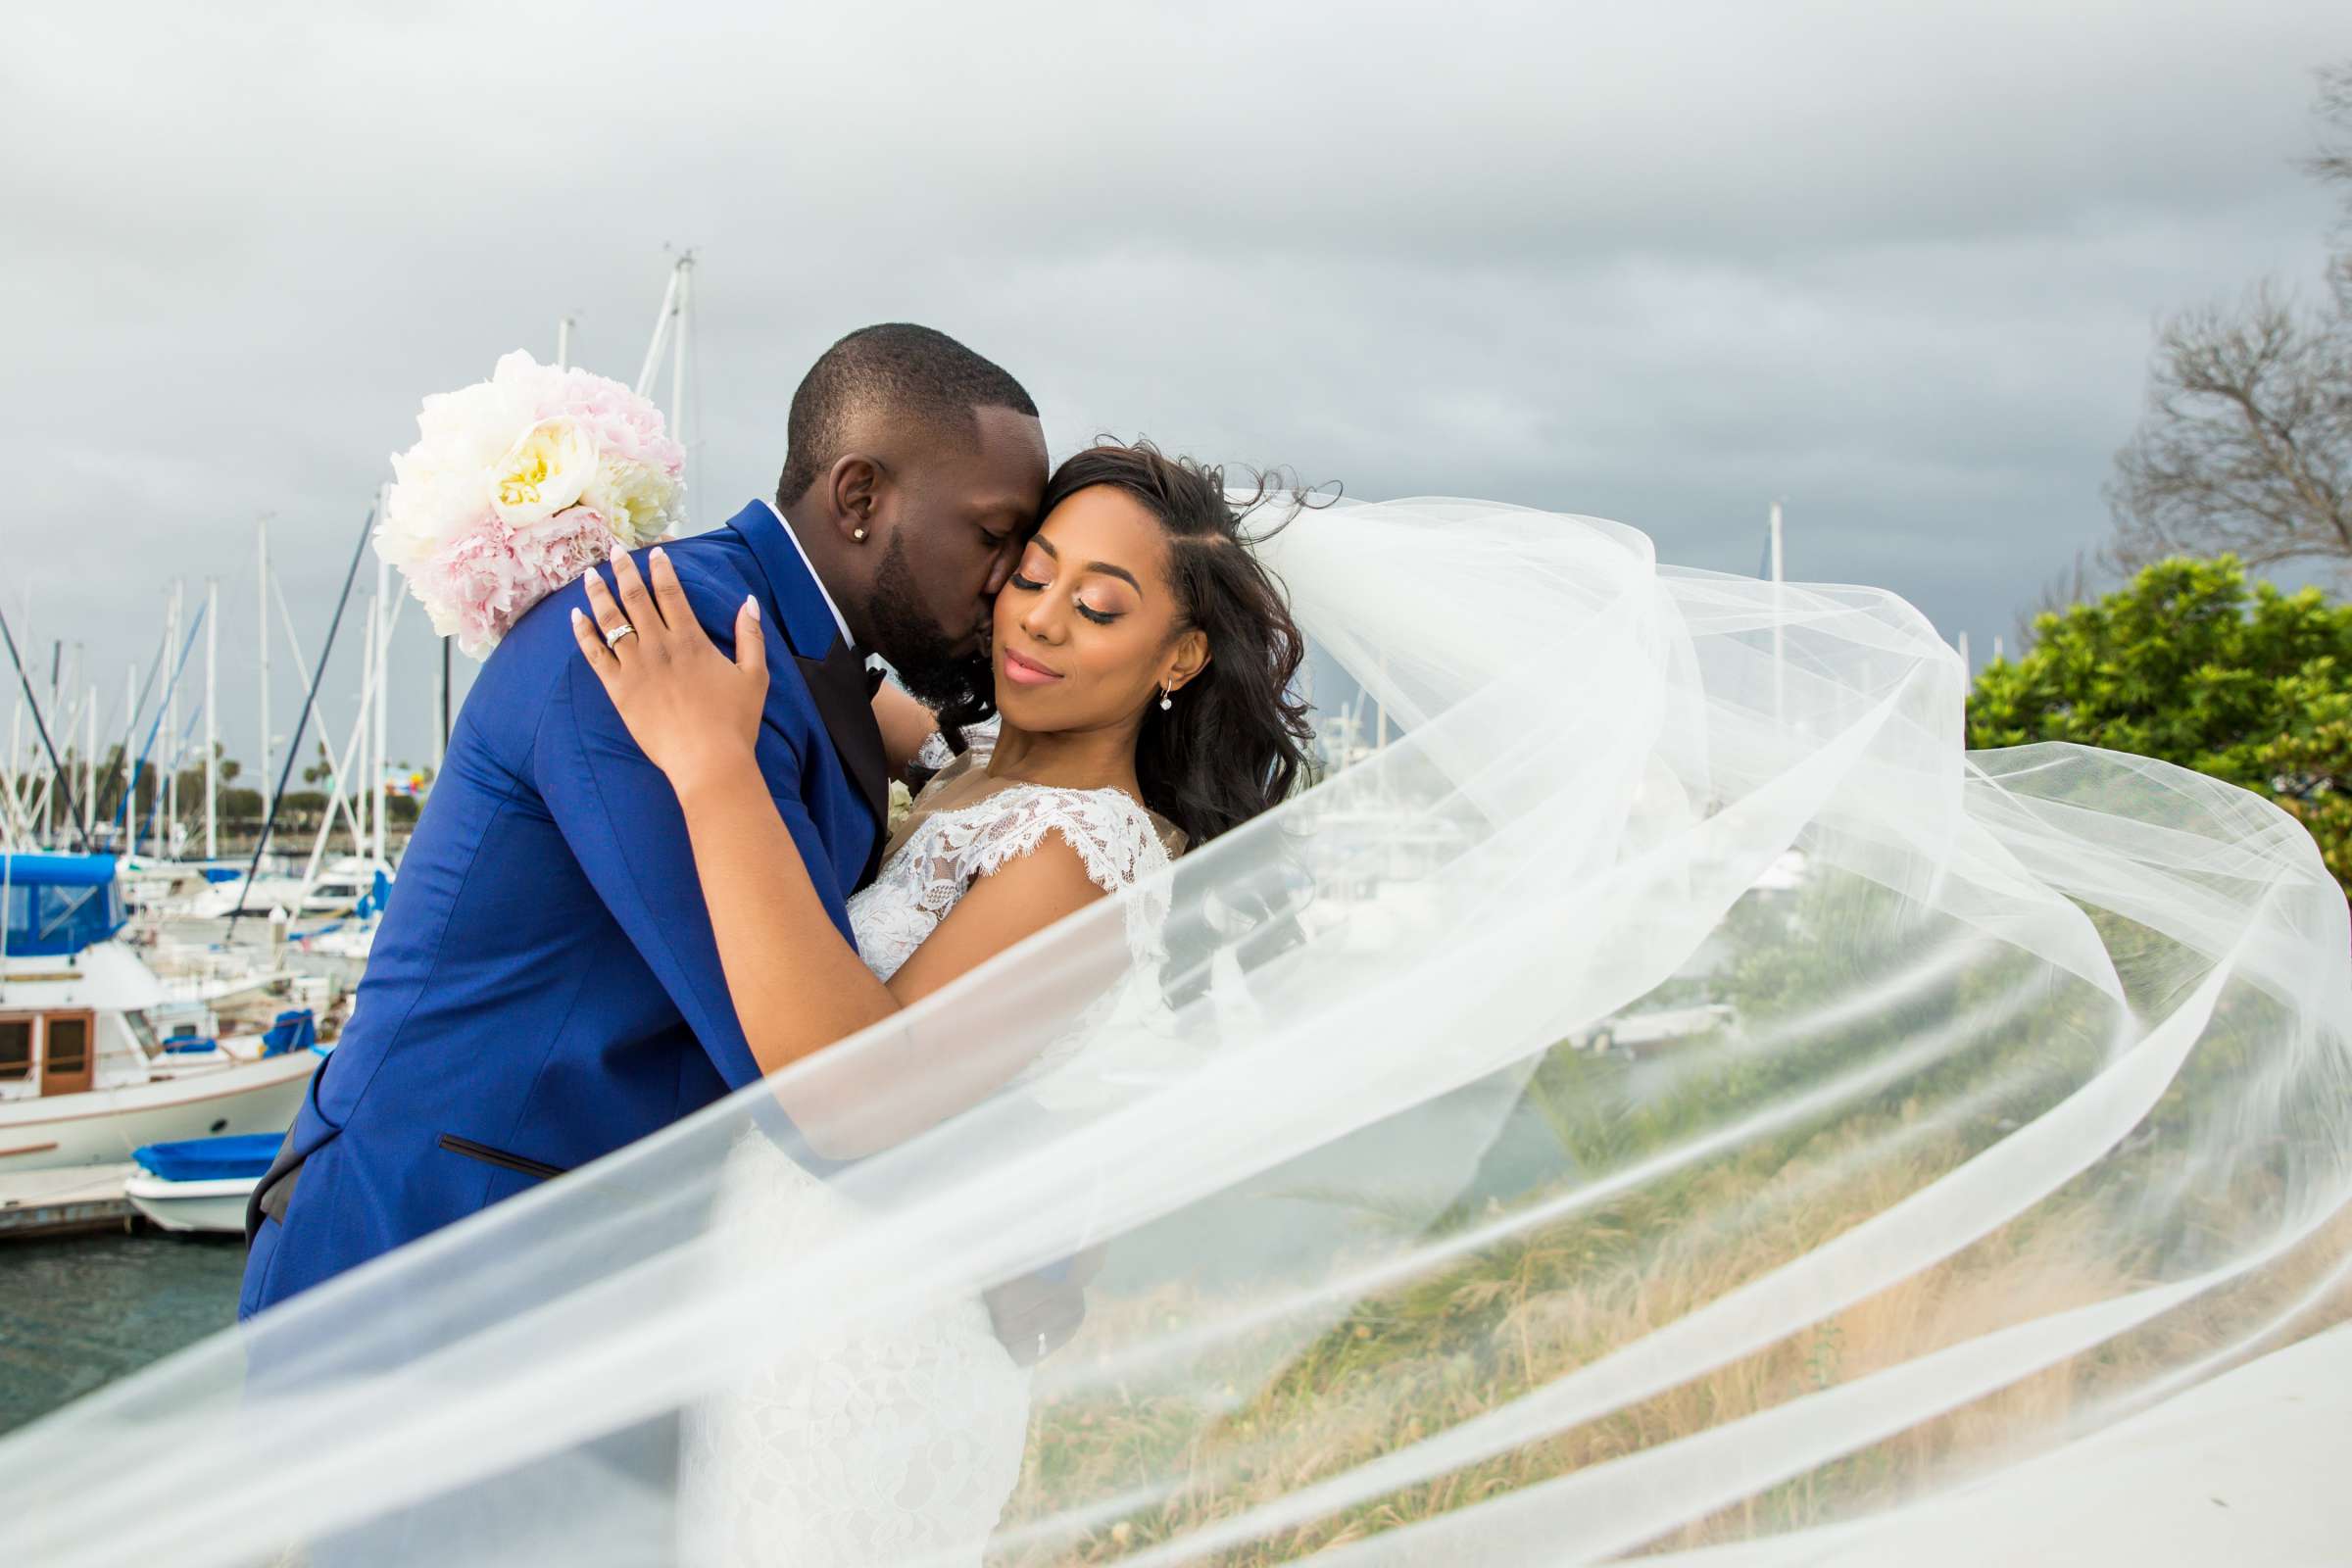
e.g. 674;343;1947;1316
570;608;586;624
651;546;667;565
744;595;760;621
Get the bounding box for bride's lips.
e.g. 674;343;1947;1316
1001;646;1062;687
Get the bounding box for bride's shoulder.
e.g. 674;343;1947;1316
950;782;1173;894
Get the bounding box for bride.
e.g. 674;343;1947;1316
569;438;1316;1564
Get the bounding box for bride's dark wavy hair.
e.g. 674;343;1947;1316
1039;438;1321;848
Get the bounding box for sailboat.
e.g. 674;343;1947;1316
0;853;320;1170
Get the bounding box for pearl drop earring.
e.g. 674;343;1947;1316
1159;686;1174;711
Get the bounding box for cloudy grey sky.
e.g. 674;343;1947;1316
4;1;2345;779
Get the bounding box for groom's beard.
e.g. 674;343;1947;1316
867;532;991;717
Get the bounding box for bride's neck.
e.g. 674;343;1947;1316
983;717;1140;794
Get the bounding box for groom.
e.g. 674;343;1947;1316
240;324;1069;1353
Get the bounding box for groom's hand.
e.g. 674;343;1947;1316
986;1246;1107;1367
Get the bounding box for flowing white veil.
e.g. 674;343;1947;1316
13;498;2350;1565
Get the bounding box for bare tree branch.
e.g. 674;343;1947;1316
2107;65;2352;583
2302;62;2352;197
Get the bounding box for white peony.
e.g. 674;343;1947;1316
578;456;685;549
376;372;538;568
489;416;598;529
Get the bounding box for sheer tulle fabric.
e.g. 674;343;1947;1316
13;499;2349;1566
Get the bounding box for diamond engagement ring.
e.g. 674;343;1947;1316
604;622;636;649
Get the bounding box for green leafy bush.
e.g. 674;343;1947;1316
1967;556;2352;897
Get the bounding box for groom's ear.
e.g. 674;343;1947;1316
824;454;886;543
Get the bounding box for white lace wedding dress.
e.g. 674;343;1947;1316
677;723;1178;1567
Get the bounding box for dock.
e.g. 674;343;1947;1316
0;1164;137;1240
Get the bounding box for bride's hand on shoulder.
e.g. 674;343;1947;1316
572;546;768;791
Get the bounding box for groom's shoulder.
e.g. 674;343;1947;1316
493;531;752;670
655;527;759;602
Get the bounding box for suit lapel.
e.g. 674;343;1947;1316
723;501;889;889
725;500;842;662
796;638;891;888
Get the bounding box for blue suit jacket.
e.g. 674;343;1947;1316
239;502;886;1319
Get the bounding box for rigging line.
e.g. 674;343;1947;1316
143;687;214;845
229;505;375;923
0;599;91;853
18;682;106;831
270;565;374;849
115;602;208;834
121;613;172;766
689;260;707;532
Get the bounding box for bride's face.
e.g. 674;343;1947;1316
989;484;1197;734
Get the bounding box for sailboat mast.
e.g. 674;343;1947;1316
357;592;377;860
122;661;136;858
634;264;681;398
44;641;59;845
204;576;218;860
372;546;390;866
635;251;696;510
6;667;21;845
257;517;272;848
82;684;95;846
671;259;690;498
164;580;181;855
1769;500;1787;725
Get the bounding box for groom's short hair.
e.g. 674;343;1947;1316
777;324;1037;505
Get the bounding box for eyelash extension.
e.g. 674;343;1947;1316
1008;572;1043;591
1077;604;1120;626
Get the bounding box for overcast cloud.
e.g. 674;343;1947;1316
3;0;2345;775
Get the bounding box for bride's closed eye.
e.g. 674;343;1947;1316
1006;568;1123;626
1007;544;1130;625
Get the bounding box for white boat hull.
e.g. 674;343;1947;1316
0;1052;313;1171
122;1172;258;1234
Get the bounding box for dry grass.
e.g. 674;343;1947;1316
993;1112;2352;1565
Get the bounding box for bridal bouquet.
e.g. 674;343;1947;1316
377;351;687;656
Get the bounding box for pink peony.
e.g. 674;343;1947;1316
381;351;687;657
515;506;622;587
414;522;536;659
542;366;687;475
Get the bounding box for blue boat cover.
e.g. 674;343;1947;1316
0;854;126;957
134;1133;282;1183
352;869;393;920
163;1035;220;1054
262;1009;317;1057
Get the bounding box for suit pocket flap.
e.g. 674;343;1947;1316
436;1134;568;1183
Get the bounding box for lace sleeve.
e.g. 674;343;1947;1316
951;786;1167;906
913;713;1002;774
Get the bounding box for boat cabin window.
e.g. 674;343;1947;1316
0;1018;28;1082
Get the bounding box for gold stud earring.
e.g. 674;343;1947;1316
852;526;868;543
